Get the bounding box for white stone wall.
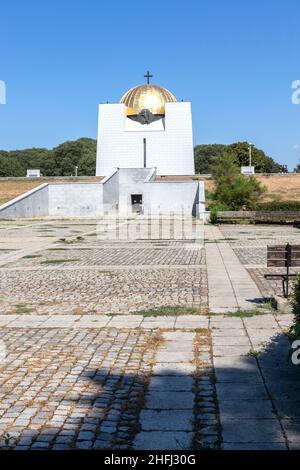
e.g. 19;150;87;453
118;168;154;214
143;181;201;216
0;184;49;218
96;102;195;176
48;184;103;217
102;170;119;212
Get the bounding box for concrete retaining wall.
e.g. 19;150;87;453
143;181;203;216
102;170;119;212
48;183;103;217
0;184;49;218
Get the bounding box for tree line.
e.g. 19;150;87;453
0;138;289;177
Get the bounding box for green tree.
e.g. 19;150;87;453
211;175;266;210
210;151;239;180
51;138;96;176
194;144;227;174
194;142;283;174
294;160;300;173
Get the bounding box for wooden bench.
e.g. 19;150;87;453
264;243;300;298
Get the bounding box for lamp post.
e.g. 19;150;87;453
75;166;78;177
248;143;252;167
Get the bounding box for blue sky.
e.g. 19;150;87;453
0;0;299;169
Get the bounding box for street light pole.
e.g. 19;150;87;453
75;166;78;177
248;143;252;167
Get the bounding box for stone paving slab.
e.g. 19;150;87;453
216;383;269;400
147;376;194;392
72;316;111;328
108;315;143;328
152;363;195;376
155;351;194;363
221;419;285;443
211;328;247;337
139;410;193;431
212;336;250;346
174;315;209;329
0;315;20;326
213;345;252;357
9;315;48;328
134;431;193;450
222;442;287;450
205;226;262;313
218;399;275;419
213;356;259;369
140;318;176;329
145;391;194;410
273;400;300;419
133;330;196;449
210;316;243;328
214;365;263;383
42;315;82;328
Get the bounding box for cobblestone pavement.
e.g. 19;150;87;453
0;313;299;450
0;219;207;315
0;327;154;449
1;220;300;450
219;225;300;298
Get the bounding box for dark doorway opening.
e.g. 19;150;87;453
131;194;143;213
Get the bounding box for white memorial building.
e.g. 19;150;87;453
0;73;205;218
96;73;195;176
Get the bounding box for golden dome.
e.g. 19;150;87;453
120;84;177;116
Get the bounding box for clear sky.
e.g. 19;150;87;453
0;0;300;169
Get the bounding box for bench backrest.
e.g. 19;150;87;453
267;244;300;267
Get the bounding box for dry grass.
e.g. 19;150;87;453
0;177;102;204
206;174;300;202
256;174;300;202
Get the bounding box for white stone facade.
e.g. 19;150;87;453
96;102;195;176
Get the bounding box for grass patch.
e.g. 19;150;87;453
40;258;80;265
0;198;11;205
13;303;35;314
217;302;275;318
22;254;42;259
222;309;270;318
247;349;259;357
133;306;201;317
47;248;69;251
57;236;84;244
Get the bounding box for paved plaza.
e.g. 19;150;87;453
0;219;300;449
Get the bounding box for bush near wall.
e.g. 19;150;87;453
255;201;300;211
290;275;300;345
212;210;300;224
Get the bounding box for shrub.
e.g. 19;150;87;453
209;203;229;223
255;201;300;211
209;207;218;224
289;275;300;348
210;175;266;210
